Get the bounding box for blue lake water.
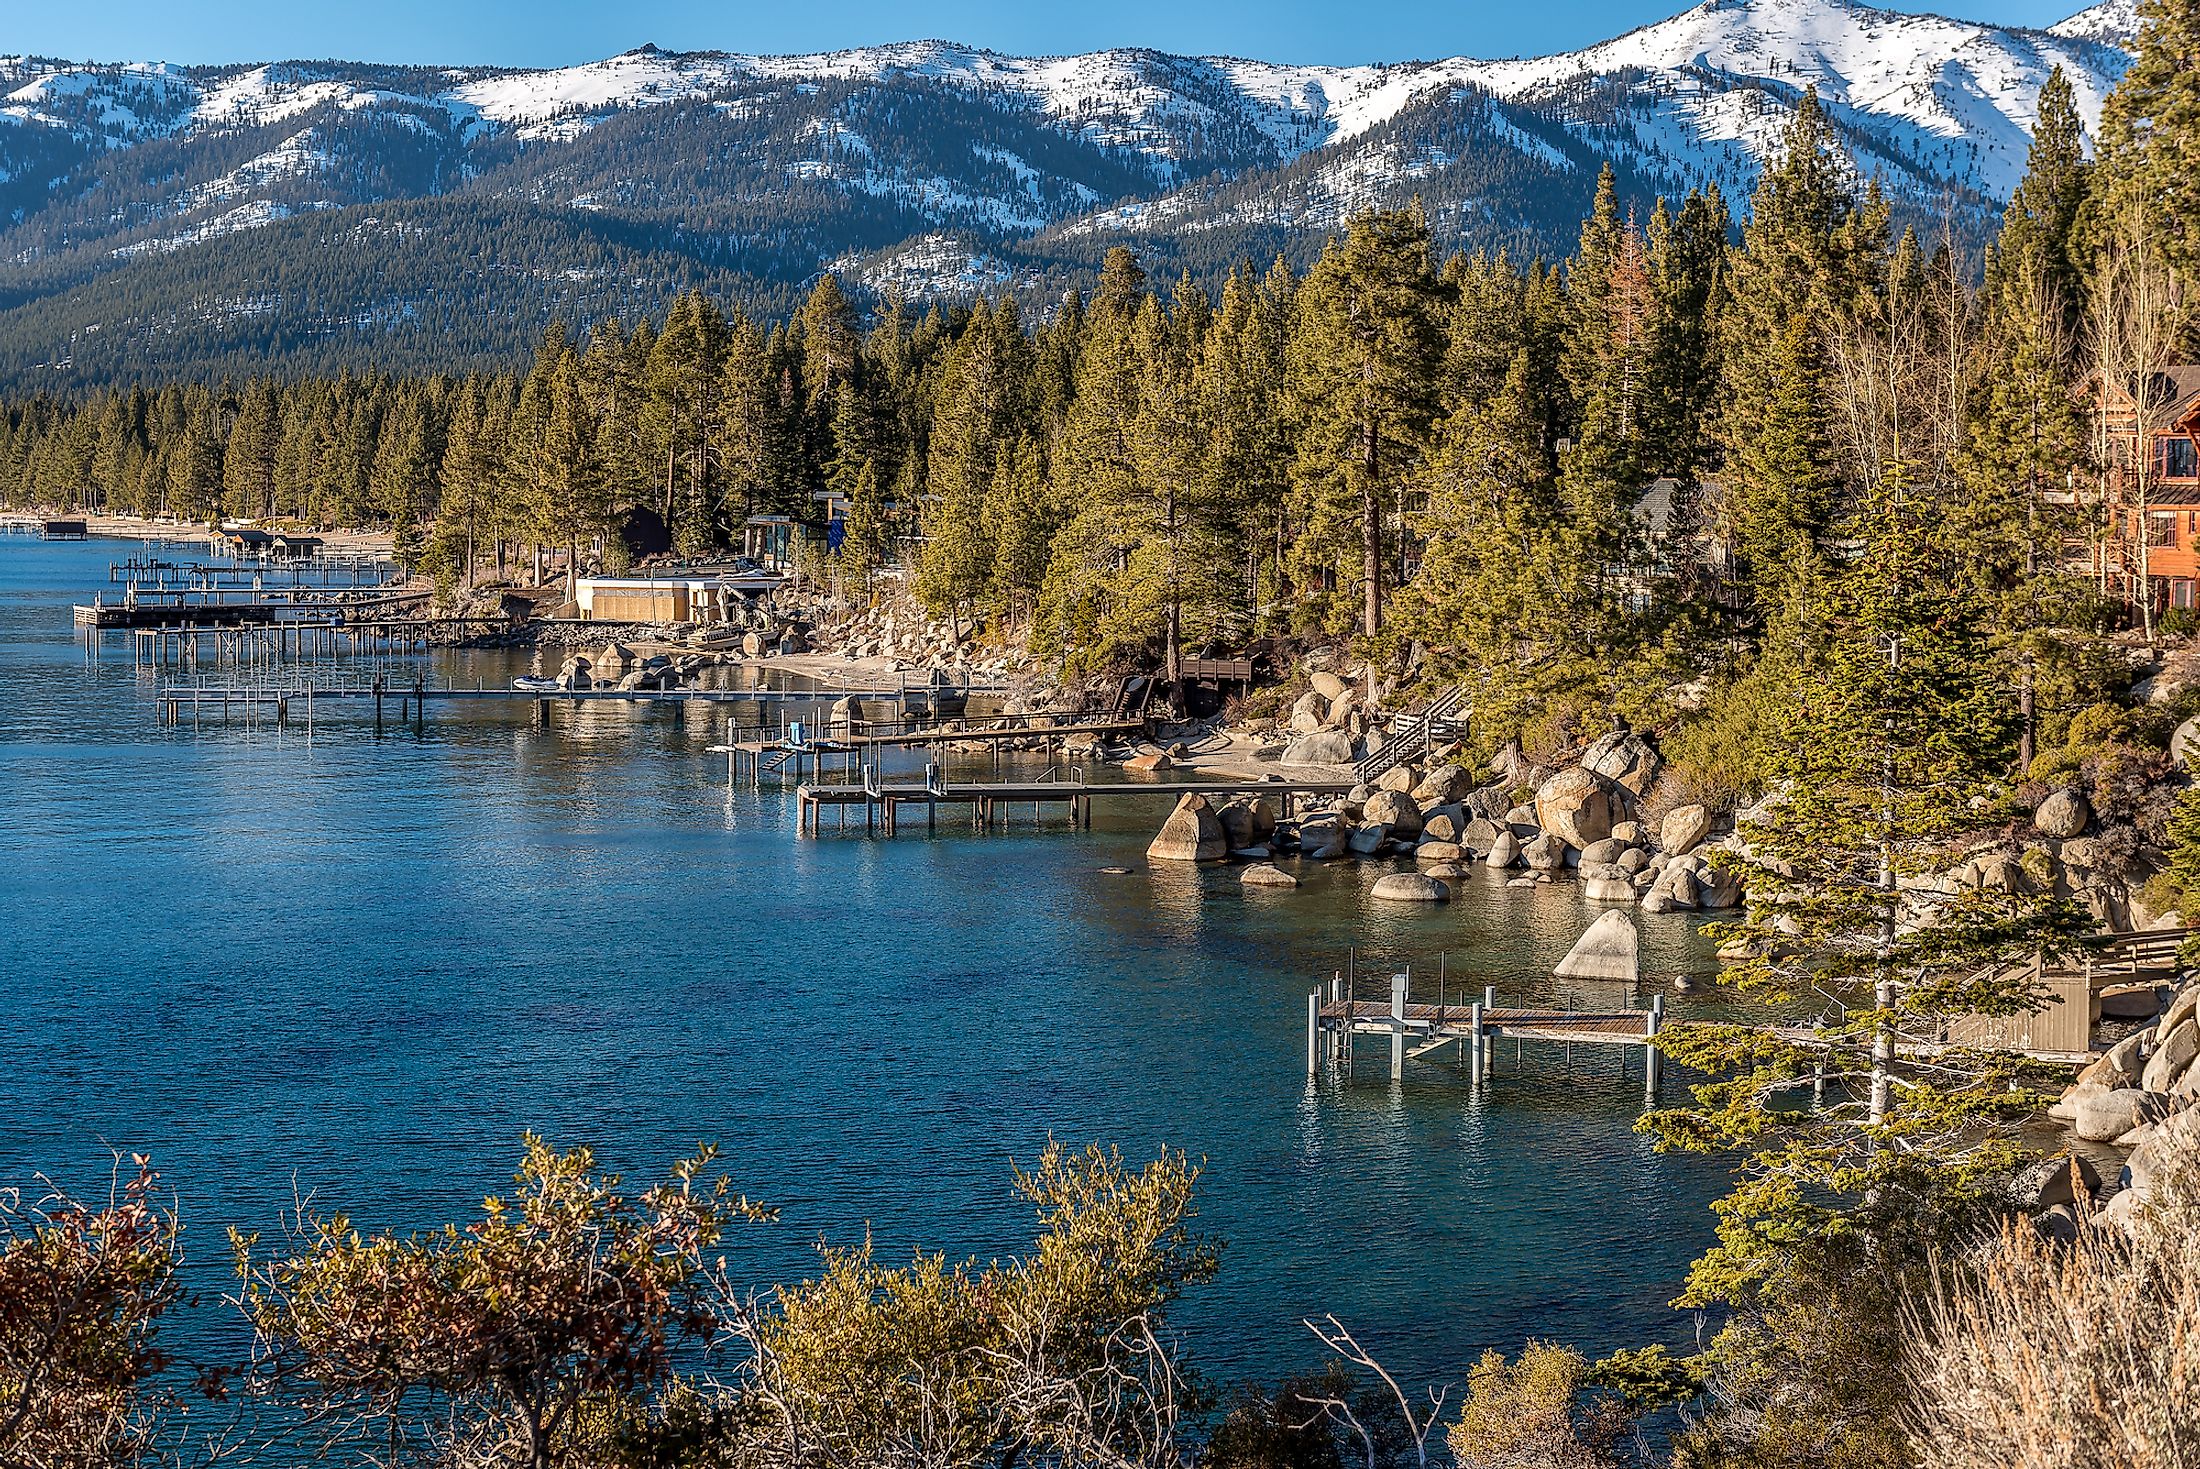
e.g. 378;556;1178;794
0;535;1734;1388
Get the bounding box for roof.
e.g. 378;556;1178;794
2155;367;2200;430
1633;478;1680;536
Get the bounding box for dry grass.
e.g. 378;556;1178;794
1908;1155;2200;1469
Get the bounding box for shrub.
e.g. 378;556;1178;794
1907;1149;2200;1468
1448;1341;1630;1469
0;1156;184;1469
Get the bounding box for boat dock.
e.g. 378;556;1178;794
152;677;934;729
793;774;1352;834
1308;971;1669;1098
76;589;429;630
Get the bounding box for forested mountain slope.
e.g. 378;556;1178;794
0;0;2134;387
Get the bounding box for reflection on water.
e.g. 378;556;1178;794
1;537;1736;1387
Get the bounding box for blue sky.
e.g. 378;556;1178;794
14;0;2088;67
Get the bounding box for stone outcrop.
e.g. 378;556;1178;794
1147;794;1227;863
1583;729;1661;796
1660;804;1712;856
1362;789;1424;841
1412;764;1474;807
2033;787;2091;839
1534;767;1618;850
1241;863;1299;888
1485;831;1520;868
2142;1017;2199;1093
1309;670;1351;701
1281;730;1354;767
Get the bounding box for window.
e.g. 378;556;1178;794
2149;512;2179;548
2163;436;2199;479
2176;579;2198;610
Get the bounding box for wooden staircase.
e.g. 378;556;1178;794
1355;686;1470;785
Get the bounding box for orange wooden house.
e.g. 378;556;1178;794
2095;365;2200;613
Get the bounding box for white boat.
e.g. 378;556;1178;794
511;676;562;693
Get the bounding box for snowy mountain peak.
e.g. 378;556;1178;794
2053;0;2144;50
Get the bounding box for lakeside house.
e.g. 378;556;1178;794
2094;365;2200;614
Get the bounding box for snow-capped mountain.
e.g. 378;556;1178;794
2052;0;2144;49
0;0;2139;386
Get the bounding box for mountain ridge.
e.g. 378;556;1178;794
0;0;2140;387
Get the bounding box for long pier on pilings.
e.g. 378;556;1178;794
710;716;1148;786
1306;970;1669;1100
149;677;933;733
793;775;1353;835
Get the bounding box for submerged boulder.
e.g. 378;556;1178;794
1240;863;1299;889
1372;873;1449;902
1555;909;1640;982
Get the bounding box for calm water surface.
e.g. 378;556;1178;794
0;536;1733;1387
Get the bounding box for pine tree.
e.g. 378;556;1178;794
1719;89;1877;613
1286;207;1448;638
1965;79;2097;764
645;292;727;537
1399;351;1598;744
2096;0;2200;281
918;300;1031;632
1644;467;2088;1312
1640;187;1728;486
438;381;497;583
1198;264;1292;620
222;382;279;521
839;457;892;583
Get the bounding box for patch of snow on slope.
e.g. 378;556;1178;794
185;130;331;207
835;233;1015;295
112;198;304;256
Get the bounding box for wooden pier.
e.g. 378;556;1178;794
710;712;1147;787
794;775;1352;835
76;588;428;630
1307;972;1668;1098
